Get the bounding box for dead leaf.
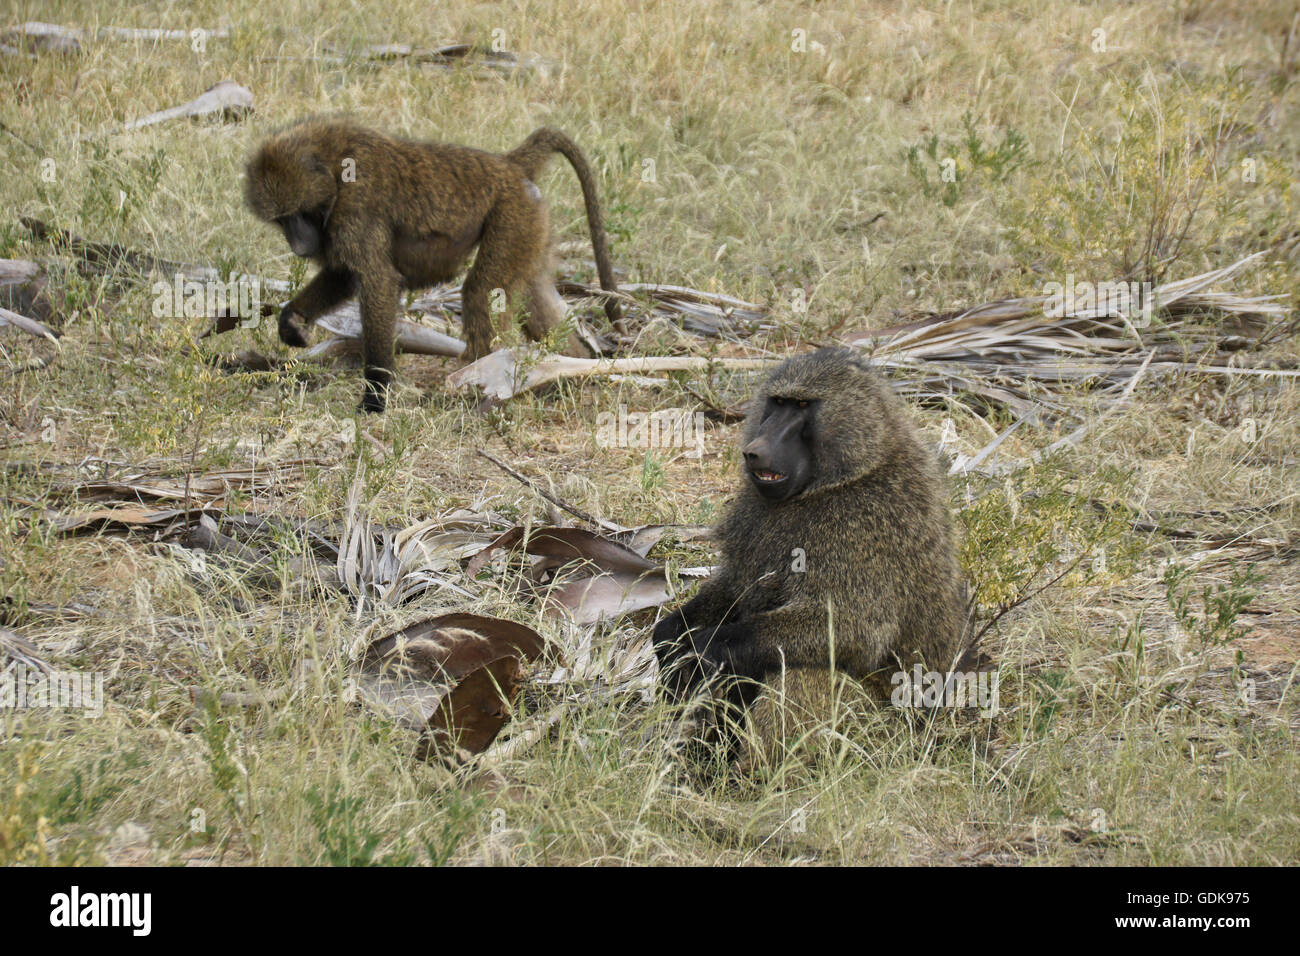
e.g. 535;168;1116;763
547;572;671;624
356;612;548;762
466;525;674;623
466;525;658;577
50;504;194;534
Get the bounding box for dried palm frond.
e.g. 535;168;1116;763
336;476;495;609
538;621;657;703
447;253;1292;417
853;252;1296;420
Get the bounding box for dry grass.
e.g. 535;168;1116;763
1;0;1297;865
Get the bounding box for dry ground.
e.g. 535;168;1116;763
1;0;1298;864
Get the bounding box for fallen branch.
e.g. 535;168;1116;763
287;42;556;77
448;348;775;400
3;22;230;55
0;306;59;343
477;449;623;532
316;309;464;357
117;80;254;134
0;628;54;674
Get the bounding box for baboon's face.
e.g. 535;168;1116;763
245;140;336;258
276;209;328;258
742;395;817;501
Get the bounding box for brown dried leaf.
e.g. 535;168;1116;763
466;525;674;623
356;612;547;762
466;525;658;577
547;571;671;624
51;505;192;534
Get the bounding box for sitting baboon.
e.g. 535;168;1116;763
653;347;968;761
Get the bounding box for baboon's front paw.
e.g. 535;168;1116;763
658;658;699;701
695;631;751;681
694;644;728;678
652;614;686;657
658;637;724;699
278;306;311;347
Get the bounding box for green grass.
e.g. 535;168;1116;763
1;0;1297;864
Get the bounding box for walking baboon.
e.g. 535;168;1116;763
244;119;620;412
653;348;967;758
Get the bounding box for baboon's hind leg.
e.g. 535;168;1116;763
461;195;547;360
526;269;589;357
524;267;565;341
460;249;527;362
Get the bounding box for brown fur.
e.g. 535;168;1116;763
244;118;620;410
657;348;967;760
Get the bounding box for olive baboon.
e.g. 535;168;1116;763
653;347;967;755
244;119;620;412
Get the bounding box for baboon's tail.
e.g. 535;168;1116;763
508;128;621;323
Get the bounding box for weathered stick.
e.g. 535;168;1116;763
448;349;775;400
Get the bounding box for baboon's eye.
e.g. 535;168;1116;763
796;400;809;409
772;396;785;406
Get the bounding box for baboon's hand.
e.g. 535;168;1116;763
652;611;693;697
661;650;722;701
694;623;762;682
278;306;311;348
652;611;687;660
